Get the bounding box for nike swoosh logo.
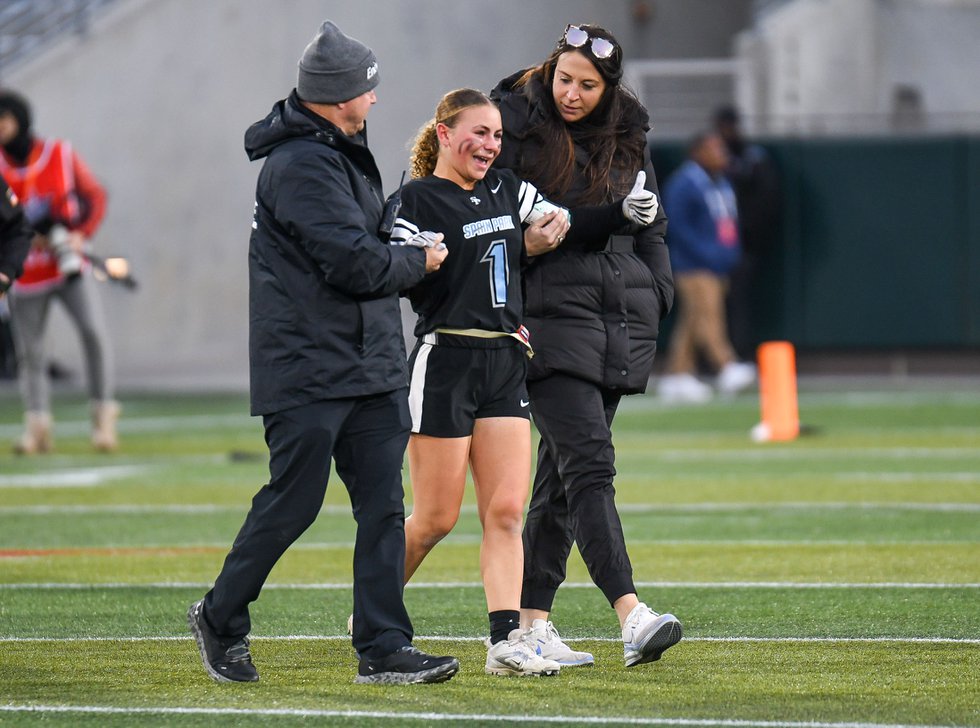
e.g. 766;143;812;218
520;400;529;407
490;180;502;194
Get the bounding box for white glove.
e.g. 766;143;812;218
622;171;659;226
405;230;446;251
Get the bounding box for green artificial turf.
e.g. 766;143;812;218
0;384;978;726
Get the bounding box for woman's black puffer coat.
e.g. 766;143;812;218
491;71;674;394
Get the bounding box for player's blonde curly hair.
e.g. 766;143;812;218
409;88;496;179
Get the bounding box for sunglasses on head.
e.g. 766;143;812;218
562;24;616;59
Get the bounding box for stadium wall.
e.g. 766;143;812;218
651;136;980;354
2;0;751;390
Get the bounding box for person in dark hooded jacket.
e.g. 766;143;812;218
0;89;116;453
0;174;32;377
490;23;681;669
187;20;458;687
0;176;31;299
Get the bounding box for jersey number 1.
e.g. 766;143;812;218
480;239;509;309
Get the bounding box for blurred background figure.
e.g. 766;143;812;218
658;130;755;404
712;105;781;363
0;298;15;378
0;89;118;453
0;173;33;377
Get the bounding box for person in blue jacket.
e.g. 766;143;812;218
187;19;458;686
659;130;756;404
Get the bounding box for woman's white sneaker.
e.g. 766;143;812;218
622;603;682;667
485;629;561;676
717;361;756;396
524;619;594;667
658;373;714;404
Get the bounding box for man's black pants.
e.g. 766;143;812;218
204;389;414;660
521;373;636;611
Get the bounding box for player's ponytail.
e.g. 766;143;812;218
410;119;439;179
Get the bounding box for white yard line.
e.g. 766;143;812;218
655;448;980;461
0;504;240;514
1;635;977;646
0;504;244;514
0;536;973;549
0;704;966;728
832;473;980;483
0;413;254;439
2;581;977;590
2;501;978;514
615;502;980;512
0;503;347;514
0;465;148;488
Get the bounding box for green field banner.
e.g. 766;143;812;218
651;135;980;349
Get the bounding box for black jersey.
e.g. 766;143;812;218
390;168;541;337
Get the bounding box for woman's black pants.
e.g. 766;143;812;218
522;373;636;611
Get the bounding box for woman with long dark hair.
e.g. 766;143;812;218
490;23;682;668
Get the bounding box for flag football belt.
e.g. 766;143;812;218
422;326;534;359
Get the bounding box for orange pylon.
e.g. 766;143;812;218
754;341;800;442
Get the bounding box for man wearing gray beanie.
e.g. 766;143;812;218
297;20;380;104
188;20;457;686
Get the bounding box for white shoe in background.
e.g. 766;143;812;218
717;361;757;396
524;619;594;667
658;373;714;404
13;410;53;454
485;629;561;676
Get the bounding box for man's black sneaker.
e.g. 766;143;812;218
187;599;259;683
354;645;459;685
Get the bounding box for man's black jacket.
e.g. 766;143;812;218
244;91;426;415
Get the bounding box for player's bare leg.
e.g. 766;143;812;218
470;417;559;676
404;434;469;581
469;417;530;611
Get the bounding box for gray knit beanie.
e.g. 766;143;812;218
297;20;379;104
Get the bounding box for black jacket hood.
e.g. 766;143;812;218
244;90;369;162
491;69;549;143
